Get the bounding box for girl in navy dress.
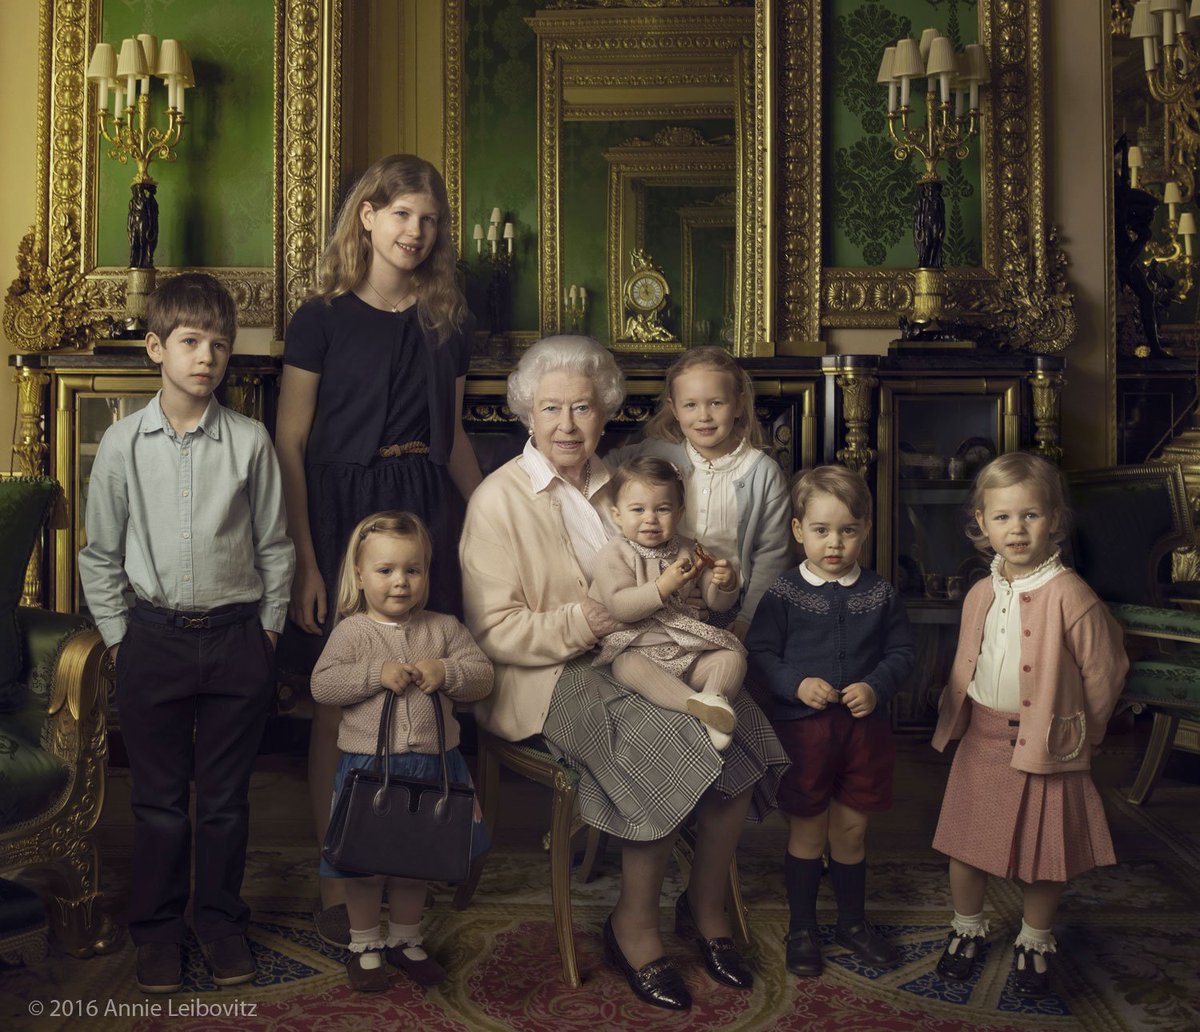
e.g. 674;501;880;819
275;154;482;943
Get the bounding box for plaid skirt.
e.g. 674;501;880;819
932;700;1116;882
542;657;790;841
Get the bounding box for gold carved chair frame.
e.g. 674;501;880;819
29;0;343;339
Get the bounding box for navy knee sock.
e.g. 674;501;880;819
784;854;824;933
829;858;866;929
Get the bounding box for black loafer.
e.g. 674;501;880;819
200;933;256;986
1010;944;1052;997
603;916;692;1011
834;919;898;967
784;927;823;977
936;931;984;982
674;892;753;989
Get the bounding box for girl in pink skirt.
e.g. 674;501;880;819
931;453;1128;996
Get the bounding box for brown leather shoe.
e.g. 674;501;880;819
386;943;447;986
136;942;183;994
200;933;256;986
346;951;391;992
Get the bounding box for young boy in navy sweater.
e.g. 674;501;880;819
747;465;914;978
80;274;294;994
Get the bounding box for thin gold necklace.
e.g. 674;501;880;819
363;278;412;312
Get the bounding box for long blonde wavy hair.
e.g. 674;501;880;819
315;154;466;344
644;345;765;449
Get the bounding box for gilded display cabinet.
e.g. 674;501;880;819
9;350;278;616
823;352;1065;732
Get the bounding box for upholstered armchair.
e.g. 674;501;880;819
1066;463;1200;804
0;476;115;957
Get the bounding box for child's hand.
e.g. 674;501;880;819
797;676;839;709
729;619;750;643
709;558;738;592
412;659;447;695
381;660;417;695
657;554;699;599
841;681;877;718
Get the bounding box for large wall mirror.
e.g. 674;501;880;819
29;0;342;339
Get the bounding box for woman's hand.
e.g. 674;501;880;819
709;558;737;592
412;659;447;695
381;661;417;695
582;597;625;639
288;560;327;635
656;555;699;600
797;676;839;709
841;682;877;718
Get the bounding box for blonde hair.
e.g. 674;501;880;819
315;154;466;344
789;465;873;523
965;452;1071;553
644;346;765;449
611;455;687;509
335;511;434;619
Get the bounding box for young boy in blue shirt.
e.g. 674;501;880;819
747;465;914;978
80;273;294;994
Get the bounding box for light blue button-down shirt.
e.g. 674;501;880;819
79;392;295;646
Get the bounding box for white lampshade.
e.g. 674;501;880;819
892;38;925;79
137;34;158;75
1150;0;1182;15
877;46;897;84
86;42;117;81
1191;0;1200;19
1131;1;1160;38
1178;211;1197;235
926;36;957;77
502;222;515;240
918;27;941;64
180;46;195;87
115;37;148;79
1128;144;1145;168
472;223;484;240
1165;180;1184;204
963;43;991;84
156;39;185;79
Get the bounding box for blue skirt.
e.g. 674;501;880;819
320;747;490;879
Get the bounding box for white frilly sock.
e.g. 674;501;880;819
386;920;429;961
349;927;385;968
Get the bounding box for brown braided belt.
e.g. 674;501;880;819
378;442;431;458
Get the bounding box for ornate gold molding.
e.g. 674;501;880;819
815;0;1074;352
24;0;340;342
444;0;466;254
679;204;735;348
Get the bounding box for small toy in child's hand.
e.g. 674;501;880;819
693;541;716;572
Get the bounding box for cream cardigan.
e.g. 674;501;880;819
460;456;616;740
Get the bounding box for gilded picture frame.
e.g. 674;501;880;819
28;0;342;340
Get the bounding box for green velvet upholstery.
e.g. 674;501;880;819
1124;659;1200;708
1108;603;1200;643
0;478;61;704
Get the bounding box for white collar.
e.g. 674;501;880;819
518;436;609;499
989;549;1065;592
685;435;753;473
799;559;862;587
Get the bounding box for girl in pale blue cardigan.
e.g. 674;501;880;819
606;347;791;639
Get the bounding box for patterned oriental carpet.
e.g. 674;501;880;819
3;759;1199;1031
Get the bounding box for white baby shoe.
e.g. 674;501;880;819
687;693;737;750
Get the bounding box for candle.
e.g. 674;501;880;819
503;221;514;254
126;74;136;109
900;76;912;108
487;223;497;253
969;82;979;111
115;91;125;119
177;85;185;117
569;284;578;301
955;89;965;119
887;81;897;114
579;287;587;308
1165;181;1183;222
98;78;109;110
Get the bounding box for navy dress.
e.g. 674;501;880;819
281;293;471;670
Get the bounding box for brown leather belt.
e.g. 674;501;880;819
378;442;431;458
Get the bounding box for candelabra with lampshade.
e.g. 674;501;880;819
470;206;516;349
86;33;195;336
876;28;988;345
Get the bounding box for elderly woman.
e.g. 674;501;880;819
460;336;787;1011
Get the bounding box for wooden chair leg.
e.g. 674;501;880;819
577;827;606;883
549;779;582;988
453;732;500;910
726;855;750;946
1127;710;1180;805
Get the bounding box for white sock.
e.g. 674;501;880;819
386;920;428;960
949;910;989;948
1014;921;1055;974
349;927;385;968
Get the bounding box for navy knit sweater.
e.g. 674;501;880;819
746;566;915;722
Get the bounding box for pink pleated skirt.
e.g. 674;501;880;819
932;701;1116;882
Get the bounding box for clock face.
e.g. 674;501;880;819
629;272;666;312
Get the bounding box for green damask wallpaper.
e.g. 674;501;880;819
825;0;982;268
97;0;275;269
463;0;540;333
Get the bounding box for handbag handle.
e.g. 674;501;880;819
370;688;455;823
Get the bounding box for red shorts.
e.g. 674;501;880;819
773;706;896;818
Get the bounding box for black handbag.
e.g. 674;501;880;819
321;690;475;883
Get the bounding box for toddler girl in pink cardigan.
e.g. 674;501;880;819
590;456;747;750
931;453;1127;997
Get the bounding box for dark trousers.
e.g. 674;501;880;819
115;603;275;945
